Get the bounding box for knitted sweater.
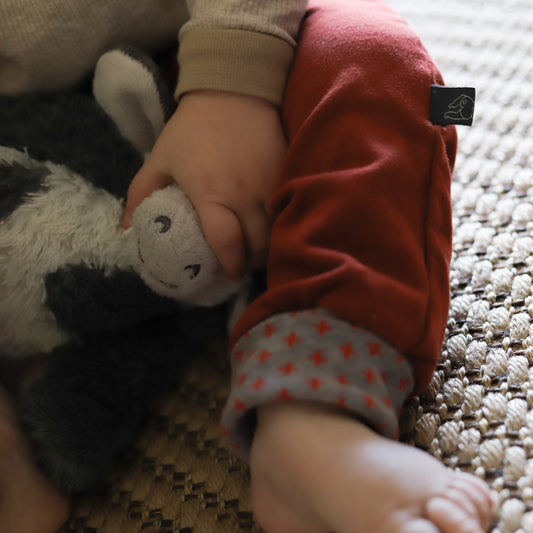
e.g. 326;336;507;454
0;0;307;105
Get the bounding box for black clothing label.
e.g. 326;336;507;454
430;85;476;126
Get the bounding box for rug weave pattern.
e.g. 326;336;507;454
62;0;533;531
390;1;533;531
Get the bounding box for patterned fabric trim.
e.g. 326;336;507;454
220;308;414;460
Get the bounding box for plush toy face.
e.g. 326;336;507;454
131;185;242;305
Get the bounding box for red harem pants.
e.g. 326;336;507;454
221;0;457;457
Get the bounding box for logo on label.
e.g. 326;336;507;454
444;94;475;123
430;85;476;126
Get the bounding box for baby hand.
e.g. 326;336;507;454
122;90;287;280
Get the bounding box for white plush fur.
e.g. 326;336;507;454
93;49;166;155
0;146;136;357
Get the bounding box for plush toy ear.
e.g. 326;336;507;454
93;46;175;154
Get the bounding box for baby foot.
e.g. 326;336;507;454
250;402;493;533
0;386;70;533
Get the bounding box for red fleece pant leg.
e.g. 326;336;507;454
231;0;457;394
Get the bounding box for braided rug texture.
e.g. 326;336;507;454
61;0;532;531
388;0;533;532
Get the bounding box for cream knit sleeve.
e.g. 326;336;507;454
176;0;308;106
0;0;185;95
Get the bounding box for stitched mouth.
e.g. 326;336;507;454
137;240;179;290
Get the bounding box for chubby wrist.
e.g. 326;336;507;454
176;89;284;135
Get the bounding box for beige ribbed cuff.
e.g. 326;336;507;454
176;29;294;107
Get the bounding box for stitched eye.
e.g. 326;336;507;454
185;264;201;279
154;215;171;233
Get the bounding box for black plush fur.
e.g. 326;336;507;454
0;93;142;199
20;304;228;492
45;266;181;335
0;162;49;219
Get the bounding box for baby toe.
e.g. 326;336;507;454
426;496;487;533
449;472;494;529
395;518;440;533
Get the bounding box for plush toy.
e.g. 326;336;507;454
0;48;243;492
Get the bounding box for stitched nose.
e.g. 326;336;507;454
154;215;171;233
185;264;201;279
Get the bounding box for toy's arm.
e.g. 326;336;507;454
44;264;179;336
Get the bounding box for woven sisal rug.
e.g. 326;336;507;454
389;1;533;532
60;0;533;531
